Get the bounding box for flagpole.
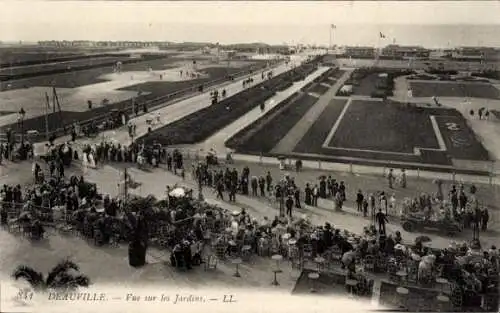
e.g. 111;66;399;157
329;27;332;53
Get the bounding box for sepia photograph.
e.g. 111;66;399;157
0;1;499;312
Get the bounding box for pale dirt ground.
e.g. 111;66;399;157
0;54;257;128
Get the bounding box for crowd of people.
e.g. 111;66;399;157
1;138;498;310
79;140;184;172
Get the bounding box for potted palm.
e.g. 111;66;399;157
125;212;149;268
12;260;90;291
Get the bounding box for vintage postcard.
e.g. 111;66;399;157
0;1;499;313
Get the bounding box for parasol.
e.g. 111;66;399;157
169;187;186;198
342;251;356;265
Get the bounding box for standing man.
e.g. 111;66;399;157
294;188;301;209
216;179;224;200
285;195;294;218
387;169;394;189
356;190;364;213
362;197;369;218
400;169;407;188
265;172;273;193
376;209;389;234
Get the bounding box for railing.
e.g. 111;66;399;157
0;61;277;144
169;146;499;186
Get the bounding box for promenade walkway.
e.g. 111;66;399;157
271;69;353;154
194;66;332;154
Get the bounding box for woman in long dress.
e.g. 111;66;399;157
88;152;96;168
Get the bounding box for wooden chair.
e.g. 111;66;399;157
288;245;300;262
376;255;387;272
257;239;270;257
215;243;227;260
302;244;313;267
450;284;463;309
270;237;280;255
329;245;343;265
364;255;375;272
388;262;399;282
7;218;21;234
407;263;418;283
241;245;252;262
204;255;218;271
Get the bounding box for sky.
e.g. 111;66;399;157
1;1;500;45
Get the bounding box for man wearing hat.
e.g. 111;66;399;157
285;195;294;217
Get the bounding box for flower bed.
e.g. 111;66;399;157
226;93;319;153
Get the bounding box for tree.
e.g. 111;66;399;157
12;260;90;291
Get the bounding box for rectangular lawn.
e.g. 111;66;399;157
410;81;500;99
329;100;440;153
293;100;452;165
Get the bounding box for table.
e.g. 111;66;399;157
345;279;358;296
436;277;449;294
396;287;409;309
314;256;326;272
271;269;282;286
272;254;283;270
241;245;252;261
396;287;409;295
437;294;450;310
396;270;408;284
232;258;242;277
309;272;320;293
437;295;449;302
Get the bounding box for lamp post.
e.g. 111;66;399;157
18;108;26;146
196;164;204;201
197;174;204;201
278;180;285;217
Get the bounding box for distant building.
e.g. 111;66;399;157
344;46;375;58
429;50;449;60
381;45;430;59
37;41;169;49
451;47;499;61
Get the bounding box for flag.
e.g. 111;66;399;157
331;24;336;29
379;32;386;38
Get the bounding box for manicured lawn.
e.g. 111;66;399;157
139;62;320;146
410;81;500;99
329;100;440;153
293;100;456;166
228;93;319;153
309;84;329;94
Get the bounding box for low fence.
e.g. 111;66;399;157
170;147;499;187
0;61;277;144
